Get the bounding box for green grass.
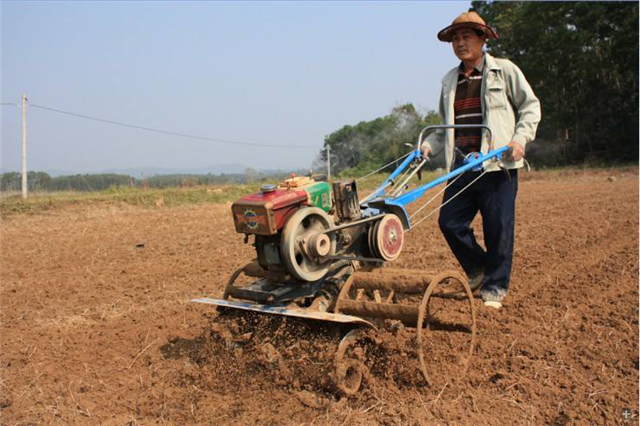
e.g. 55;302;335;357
0;184;261;216
0;172;432;216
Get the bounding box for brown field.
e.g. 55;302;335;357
1;168;638;426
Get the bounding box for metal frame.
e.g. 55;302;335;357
361;125;510;230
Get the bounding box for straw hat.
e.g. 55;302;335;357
437;11;499;42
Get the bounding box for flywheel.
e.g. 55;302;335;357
281;207;337;282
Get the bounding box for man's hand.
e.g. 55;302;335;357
506;141;525;161
420;144;430;159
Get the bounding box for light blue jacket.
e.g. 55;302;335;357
424;53;541;171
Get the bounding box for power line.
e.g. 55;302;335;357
27;102;319;150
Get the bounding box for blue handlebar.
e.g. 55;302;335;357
361;145;510;230
393;145;510;206
361;149;421;202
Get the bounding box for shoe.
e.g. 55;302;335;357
468;273;483;291
483;300;502;309
481;289;505;309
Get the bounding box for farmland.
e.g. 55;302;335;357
1;167;638;426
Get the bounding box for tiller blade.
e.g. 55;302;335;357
192;297;376;328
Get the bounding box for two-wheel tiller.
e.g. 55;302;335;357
193;125;511;394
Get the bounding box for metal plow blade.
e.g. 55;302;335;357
192;298;376;329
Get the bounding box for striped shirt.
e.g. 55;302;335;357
454;57;484;154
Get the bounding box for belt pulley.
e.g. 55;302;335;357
368;214;404;261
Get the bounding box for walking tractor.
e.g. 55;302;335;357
193;125;511;394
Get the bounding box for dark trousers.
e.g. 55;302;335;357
438;167;518;295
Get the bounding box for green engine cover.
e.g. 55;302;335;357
304;181;332;212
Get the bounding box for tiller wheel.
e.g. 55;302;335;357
333;269;476;392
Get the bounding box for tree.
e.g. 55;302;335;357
0;172;21;192
27;171;52;191
322;104;441;175
471;1;639;163
244;167;259;184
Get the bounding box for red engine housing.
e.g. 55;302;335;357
231;188;308;236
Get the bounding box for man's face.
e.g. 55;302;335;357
451;28;485;64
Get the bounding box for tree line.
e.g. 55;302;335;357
322;1;638;175
0;170;305;193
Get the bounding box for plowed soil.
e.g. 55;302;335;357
1;168;638;426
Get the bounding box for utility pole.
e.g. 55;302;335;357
21;93;28;199
327;145;331;182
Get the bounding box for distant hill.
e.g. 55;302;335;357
0;163;249;178
97;163;248;177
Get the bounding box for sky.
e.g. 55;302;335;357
1;1;471;175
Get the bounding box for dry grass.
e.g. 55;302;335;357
2;165;637;218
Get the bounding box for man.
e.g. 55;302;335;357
420;11;541;309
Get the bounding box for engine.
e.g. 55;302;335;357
232;175;333;275
231;174;403;283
